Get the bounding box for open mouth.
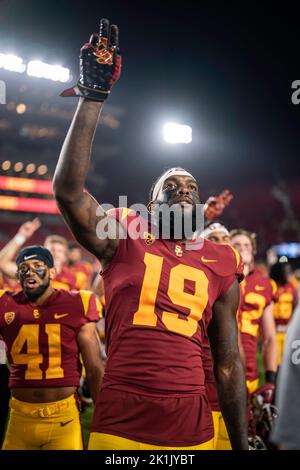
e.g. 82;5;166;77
25;278;39;289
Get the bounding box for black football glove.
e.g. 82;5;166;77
61;18;122;102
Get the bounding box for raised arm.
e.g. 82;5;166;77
53;19;122;266
0;218;41;278
208;280;248;450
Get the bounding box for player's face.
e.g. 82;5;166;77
152;175;201;239
69;248;82;264
207;231;229;244
45;242;67;267
157;175;200;208
18;259;53;300
230;234;253;265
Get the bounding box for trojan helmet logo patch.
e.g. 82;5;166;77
144;232;156;245
4;312;15;324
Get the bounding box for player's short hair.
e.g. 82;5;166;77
230;228;257;255
68;242;81;251
44;235;68;248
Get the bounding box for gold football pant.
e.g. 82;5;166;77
2;395;83;450
88;432;214;450
246;378;259;395
276;332;286;366
212;411;232;450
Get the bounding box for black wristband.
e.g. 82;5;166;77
265;370;276;384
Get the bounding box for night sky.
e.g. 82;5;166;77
1;0;300;206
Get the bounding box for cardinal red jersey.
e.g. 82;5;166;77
52;266;77;291
70;262;93;290
273;281;296;331
239;269;278;382
91;208;243;446
0;289;101;388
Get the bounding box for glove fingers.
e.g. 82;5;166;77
109;24;119;50
99;18;110;49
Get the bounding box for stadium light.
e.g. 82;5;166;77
14;162;24;172
27;60;70;83
25;163;36;174
1;160;11;171
0;53;26;73
16;103;27;114
37;164;48;176
163;122;192;144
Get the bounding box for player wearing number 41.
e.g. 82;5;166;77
54;18;248;450
0;246;103;450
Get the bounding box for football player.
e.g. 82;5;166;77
202;221;230;245
270;261;298;365
230;229;278;396
0;246;103;450
44;235;77;290
202;221;237;450
53;18;248;450
68;243;94;290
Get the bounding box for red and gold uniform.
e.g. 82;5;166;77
89;209;243;449
52;266;77;291
203;337;232;450
273;281;297;365
0;288;101;450
239;269;278;394
70;262;94;290
0;273;20;292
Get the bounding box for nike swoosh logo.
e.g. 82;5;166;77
23;254;37;260
255;285;265;291
60;419;74;427
54;313;69;319
201;256;218;263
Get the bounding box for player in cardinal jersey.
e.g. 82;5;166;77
0;246;103;450
202;222;235;450
270;261;298;365
53;18;248;450
44;235;77;290
68;243;94;290
230;229;278;397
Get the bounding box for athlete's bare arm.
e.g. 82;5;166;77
208;280;248;450
53;99;119;266
77;322;104;403
261;302;277;373
0;218;41;278
53;20;121;267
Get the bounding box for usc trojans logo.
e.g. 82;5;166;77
175;245;183;257
33;309;40;319
144;232;156;245
93;39;114;65
4;312;15;324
